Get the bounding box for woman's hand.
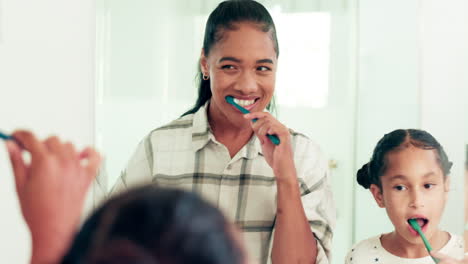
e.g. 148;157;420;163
6;130;101;264
244;112;296;180
431;251;468;264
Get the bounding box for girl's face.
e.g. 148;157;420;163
370;146;449;245
200;22;277;127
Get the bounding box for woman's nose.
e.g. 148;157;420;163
235;71;258;94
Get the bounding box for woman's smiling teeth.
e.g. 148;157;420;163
233;98;256;107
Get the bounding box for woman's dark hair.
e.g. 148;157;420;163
183;0;279;116
356;129;452;190
61;186;243;264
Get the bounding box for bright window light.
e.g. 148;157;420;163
273;12;331;108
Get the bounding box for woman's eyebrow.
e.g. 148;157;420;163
219;57;241;63
218;57;274;64
256;59;274;64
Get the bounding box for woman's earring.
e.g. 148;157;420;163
203;74;210;81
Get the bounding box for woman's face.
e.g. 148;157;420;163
201;22;277;127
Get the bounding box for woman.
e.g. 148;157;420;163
108;1;335;263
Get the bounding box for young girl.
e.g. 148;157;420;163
346;129;464;263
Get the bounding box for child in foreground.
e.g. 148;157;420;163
346;129;464;263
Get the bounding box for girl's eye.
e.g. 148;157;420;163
257;66;271;71
424;183;435;189
394;185;407;191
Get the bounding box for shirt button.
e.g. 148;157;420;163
226;164;232;170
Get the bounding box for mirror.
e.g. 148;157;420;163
95;0;468;262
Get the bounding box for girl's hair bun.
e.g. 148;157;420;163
356;162;372;189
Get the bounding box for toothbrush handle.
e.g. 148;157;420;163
416;230;439;263
267;134;280;145
226;97;281;145
0;132;13;140
251;118;281;145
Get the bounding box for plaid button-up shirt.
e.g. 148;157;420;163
105;103;335;264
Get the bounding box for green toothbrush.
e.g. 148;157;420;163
0;131;13;141
408;219;439;263
225;96;280;145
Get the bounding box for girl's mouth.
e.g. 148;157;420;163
407;217;429;235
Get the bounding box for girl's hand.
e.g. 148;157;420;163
244;112;296;180
6;130;101;264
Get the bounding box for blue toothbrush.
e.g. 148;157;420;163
225;96;280;145
408;219;439;263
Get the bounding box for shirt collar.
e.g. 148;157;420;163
191;101;263;159
191;102;211;152
244;133;263;159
